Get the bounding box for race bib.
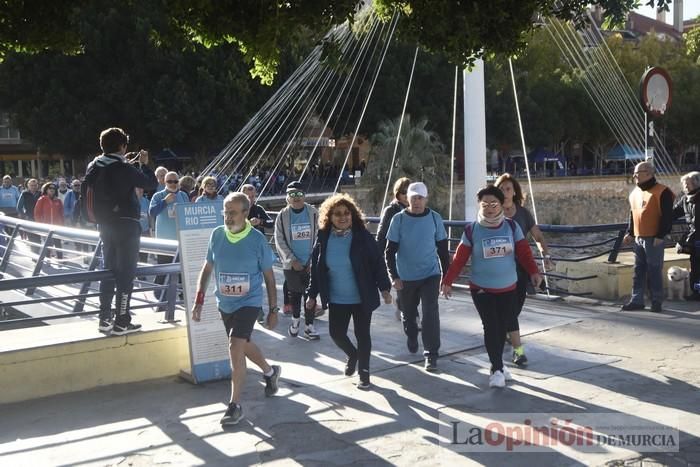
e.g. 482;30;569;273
2;192;13;200
482;237;513;259
291;223;311;241
218;272;250;297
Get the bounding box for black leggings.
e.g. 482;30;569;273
328;303;372;380
471;289;517;373
507;267;529;333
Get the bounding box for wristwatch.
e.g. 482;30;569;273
269;306;280;314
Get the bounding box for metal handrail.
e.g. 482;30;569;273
0;215;182;329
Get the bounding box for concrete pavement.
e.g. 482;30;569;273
0;293;698;466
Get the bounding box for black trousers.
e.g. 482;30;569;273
99;220;141;325
471;288;517;373
507;267;528;333
284;269;312;324
328;303;372;381
690;250;700;296
399;274;441;356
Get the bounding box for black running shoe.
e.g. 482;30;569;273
220;403;243;426
345;356;357;376
98;319;113;333
424;355;438;372
264;365;281;397
620;302;645;311
407;335;419;354
111;323;142;336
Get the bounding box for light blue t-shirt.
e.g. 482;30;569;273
463;220;525;290
206;226;275;313
326;232;361;304
386;209;447;281
138;196;150;233
149;189;190;240
195;194;223;203
0;186;20;209
290;207;312;264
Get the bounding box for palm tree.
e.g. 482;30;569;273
362;114;450;215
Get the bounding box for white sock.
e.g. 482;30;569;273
263;368;274;377
292;318;300;327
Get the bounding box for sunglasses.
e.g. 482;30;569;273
288;191;304;198
165;180;179;185
479;201;501;209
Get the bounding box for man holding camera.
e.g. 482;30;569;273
86;127;157;334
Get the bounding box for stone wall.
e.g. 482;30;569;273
344;175;683;225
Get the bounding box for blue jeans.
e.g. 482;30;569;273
630;236;665;305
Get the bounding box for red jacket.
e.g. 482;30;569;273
34;195;64;226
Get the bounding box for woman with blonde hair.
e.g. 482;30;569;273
306;193;392;390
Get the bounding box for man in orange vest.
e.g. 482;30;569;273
621;161;674;313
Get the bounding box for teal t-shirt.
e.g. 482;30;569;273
386;209;447;281
326;232;361;304
290;207;312;264
150;189;190;240
206;226;274;313
0;186;19;209
463;220;525;290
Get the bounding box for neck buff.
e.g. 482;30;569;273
477;210;505;228
332;226;352;237
225;219;252;243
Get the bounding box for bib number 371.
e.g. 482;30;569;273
482;237;513;259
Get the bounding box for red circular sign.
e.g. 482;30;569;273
640;67;672;117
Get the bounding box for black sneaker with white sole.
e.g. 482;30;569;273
220;403;243;426
98;319;113;333
111;323;142;336
264;365;281;397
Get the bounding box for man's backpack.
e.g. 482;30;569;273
81;165;118;224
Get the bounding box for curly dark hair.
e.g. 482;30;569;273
318;193;366;231
494;172;525;206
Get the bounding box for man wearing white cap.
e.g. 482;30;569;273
384;182;449;372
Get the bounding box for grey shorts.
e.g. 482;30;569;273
220;306;260;341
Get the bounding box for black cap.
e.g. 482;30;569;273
286;181;304;194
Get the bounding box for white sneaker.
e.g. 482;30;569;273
489;370;506;388
304;324;320;340
502;366;513;381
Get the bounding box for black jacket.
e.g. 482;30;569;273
84;153;157;224
248;203;273;232
17;190;41;220
673;189;699;246
307;226;392;314
376;200;406;253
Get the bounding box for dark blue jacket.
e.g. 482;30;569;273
307;225;392;314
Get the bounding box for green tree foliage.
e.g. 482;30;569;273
362;114;450;215
0;0;288;159
0;0;670;84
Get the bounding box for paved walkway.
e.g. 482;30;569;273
0;293;698;466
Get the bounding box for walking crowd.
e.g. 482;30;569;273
3;127;697;427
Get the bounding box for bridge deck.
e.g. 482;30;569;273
1;283;698;466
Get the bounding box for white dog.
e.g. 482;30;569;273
667;266;690;300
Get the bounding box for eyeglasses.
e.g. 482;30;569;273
72;184;81;188
632;170;649;177
479;201;501;209
222;210;242;218
165;180;179;184
288;191;304;198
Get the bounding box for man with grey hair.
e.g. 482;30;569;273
673;171;700;301
241;184;273;233
154;166;168;192
621;161;674;312
190;192;281;426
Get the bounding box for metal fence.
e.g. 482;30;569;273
0;211;689;330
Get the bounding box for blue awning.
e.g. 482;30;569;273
606;144;645;161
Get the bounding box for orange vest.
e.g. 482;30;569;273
629;183;668;237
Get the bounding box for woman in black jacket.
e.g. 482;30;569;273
673;171;700;300
306;193;392;390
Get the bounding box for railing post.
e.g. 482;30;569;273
73;240;102;313
26;231;54;296
162;250;179;322
0;226;20;273
607;228;626;263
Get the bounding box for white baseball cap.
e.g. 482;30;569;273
406;182;428;198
